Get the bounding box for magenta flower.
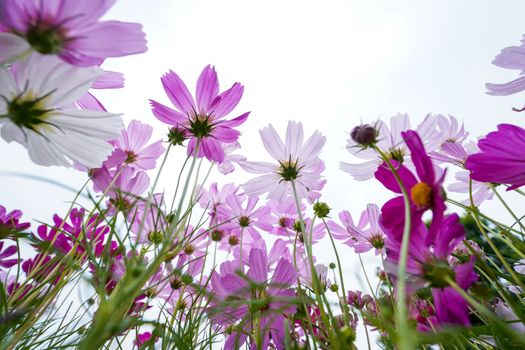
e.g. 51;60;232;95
465;124;525;190
241;121;326;203
0;205;30;239
383;211;477;328
375;130;446;245
105;120;165;171
0;242;18;269
329;204;386;255
150;65;249;162
34;208;110;258
208;246;297;350
0;0;147;66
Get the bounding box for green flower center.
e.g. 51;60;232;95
4;91;53;132
238;215;250;228
278;157;301;181
189;115;213;138
25;23;65;55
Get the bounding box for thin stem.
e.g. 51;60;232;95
372;146;414;350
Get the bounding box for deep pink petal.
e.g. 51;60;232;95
196;65;219;113
161;70;196;114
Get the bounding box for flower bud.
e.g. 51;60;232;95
350;124;378;147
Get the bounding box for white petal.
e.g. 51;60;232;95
340;160;380;181
260;124;285;160
238;160;276;174
285;120;303;157
0;33;30;64
0;123;25;143
14;53;103;107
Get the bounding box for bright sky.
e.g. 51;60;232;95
2;1;525;348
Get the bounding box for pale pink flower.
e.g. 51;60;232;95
329;204;386;255
105;119;165;171
241;120;326;203
0;0;147;66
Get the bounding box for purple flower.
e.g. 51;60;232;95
34;208;110;258
0;0;147;66
150;65;249;162
208;245;297;350
105;120;165;171
240;120;326;203
0;205;30;239
466;124;525;190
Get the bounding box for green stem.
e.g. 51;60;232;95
372;146;414;350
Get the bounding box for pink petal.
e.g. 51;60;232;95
161;70;195;114
196;65;219;113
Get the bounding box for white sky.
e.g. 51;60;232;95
2;1;525;348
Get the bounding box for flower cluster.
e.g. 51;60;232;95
2;3;525;350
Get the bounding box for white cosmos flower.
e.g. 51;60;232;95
0;53;122;167
240;120;326;203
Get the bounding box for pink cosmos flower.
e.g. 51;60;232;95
425;118;494;206
329;204;386;255
91;166;150;214
0;205;30;239
486;33;525;98
134;331;156;349
428;115;468;166
0;242;18;269
129;194;167;244
105;119;165;171
208;245;297;350
375;130;446;245
196;182;240;225
33;208;110;258
267;198;302;238
465;124;525;190
215;193;272;242
150;65;249;162
0;0;147;66
341;114;439;181
241;120;326;203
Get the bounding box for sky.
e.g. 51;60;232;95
2;0;525;348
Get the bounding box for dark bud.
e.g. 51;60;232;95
350;124;378;147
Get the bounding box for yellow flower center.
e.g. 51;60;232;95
410;182;432;208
